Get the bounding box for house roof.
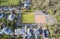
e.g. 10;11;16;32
7;14;15;21
1;27;12;35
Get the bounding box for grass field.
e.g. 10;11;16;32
0;0;19;6
22;12;35;23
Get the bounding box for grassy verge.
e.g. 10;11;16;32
0;0;19;6
22;12;35;23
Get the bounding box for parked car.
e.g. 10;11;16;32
14;28;25;36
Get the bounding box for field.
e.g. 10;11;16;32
0;0;19;6
22;12;35;23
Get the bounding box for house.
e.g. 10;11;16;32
0;27;12;35
7;14;15;21
14;28;25;35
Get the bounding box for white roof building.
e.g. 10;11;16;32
7;14;15;21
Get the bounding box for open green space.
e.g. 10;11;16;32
0;0;19;6
22;12;35;23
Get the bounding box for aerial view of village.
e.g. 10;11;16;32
0;0;60;39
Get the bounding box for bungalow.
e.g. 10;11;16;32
0;27;12;35
7;14;15;21
14;28;25;35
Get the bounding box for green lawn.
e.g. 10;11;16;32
0;0;19;6
22;12;35;23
